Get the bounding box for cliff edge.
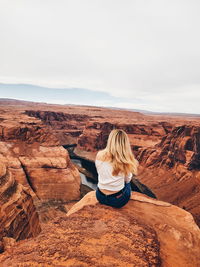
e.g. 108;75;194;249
0;191;200;266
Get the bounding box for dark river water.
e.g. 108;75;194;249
72;159;97;190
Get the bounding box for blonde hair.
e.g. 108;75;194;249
100;129;138;176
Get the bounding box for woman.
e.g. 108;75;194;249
95;129;138;208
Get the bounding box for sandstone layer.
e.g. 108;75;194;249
0;162;41;253
76;121;172;156
0;108;59;146
0;191;200;266
0;141;81;202
137;125;200;226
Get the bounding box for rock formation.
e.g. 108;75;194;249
138;125;200;226
0;108;60;146
18;145;81;201
0;162;41;253
0;141;81;202
24;110;91;145
0;191;200;266
138;125;200;169
0;104;82;202
77;121;172;153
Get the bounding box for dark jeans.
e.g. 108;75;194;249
95;182;131;208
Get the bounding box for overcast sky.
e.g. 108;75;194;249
1;0;200;113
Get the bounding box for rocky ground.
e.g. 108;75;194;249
0;191;200;267
0;99;200;266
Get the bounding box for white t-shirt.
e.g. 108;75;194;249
95;159;132;191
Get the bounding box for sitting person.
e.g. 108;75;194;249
95;129;138;208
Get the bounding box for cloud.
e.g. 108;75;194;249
0;0;200;113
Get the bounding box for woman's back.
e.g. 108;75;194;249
95;129;138;208
95;151;132;192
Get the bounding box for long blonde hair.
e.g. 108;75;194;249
100;129;138;176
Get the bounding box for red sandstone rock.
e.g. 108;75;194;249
0;162;41;253
0;121;60;146
0;107;60;146
2;237;16;251
0;191;200;266
77;121;170;153
0;142;81;202
0;142;29;189
18;145;81;201
137;125;200;226
24;110;91;145
68;192;200;267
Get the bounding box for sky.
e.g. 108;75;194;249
0;0;200;114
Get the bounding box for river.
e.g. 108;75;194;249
72;159;97;190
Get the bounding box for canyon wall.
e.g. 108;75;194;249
24;110;92;145
0;110;59;146
137;126;200;226
0;107;81;202
0;162;41;253
0;142;81;202
77;121;172;153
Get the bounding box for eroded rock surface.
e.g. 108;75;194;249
68;192;200;267
0;142;81;201
138;126;200;226
0;162;41;253
0;110;59;146
25;110;90;144
77;121;172;153
0;191;200;266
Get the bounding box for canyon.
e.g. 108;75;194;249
0;99;200;266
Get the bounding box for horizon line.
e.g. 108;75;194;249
0;97;200;117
